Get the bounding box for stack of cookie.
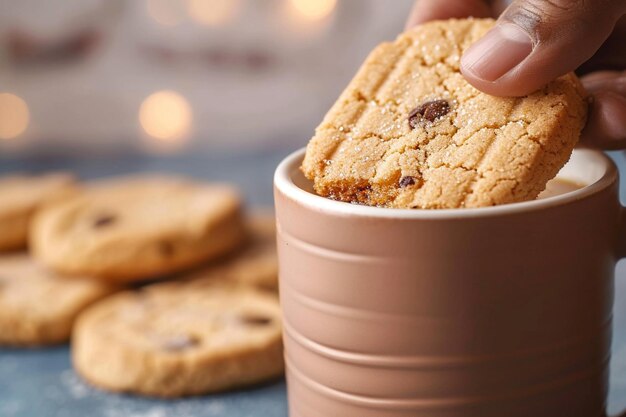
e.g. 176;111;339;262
0;173;283;398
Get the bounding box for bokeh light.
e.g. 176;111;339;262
139;90;192;142
0;93;30;140
146;0;186;26
288;0;337;21
187;0;241;26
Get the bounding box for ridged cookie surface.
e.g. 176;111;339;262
31;175;245;282
72;281;283;397
302;18;587;208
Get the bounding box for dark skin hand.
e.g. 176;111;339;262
406;0;626;150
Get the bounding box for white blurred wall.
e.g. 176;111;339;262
0;0;414;154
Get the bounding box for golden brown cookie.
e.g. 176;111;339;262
0;172;77;251
302;18;587;209
0;253;117;346
30;175;245;282
72;280;284;397
184;212;278;291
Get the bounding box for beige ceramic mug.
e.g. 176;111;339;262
274;148;626;417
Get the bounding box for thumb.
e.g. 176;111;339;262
460;0;626;97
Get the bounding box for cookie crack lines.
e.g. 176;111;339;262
302;18;587;209
460;97;523;203
307;40;413;179
442;24;472;70
481;177;522;205
355;91;402;110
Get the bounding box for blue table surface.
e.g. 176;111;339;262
1;148;625;417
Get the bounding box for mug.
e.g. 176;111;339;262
274;148;625;417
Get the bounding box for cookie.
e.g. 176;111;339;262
0;172;77;251
72;280;284;397
0;253;117;346
30;175;245;282
302;18;587;209
184;212;278;291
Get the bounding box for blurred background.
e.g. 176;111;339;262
0;0;419;207
0;4;423;415
1;2;626;416
0;0;414;156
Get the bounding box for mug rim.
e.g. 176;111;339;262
274;147;618;219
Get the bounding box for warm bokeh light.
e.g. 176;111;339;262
146;0;186;26
187;0;241;26
139;90;192;142
289;0;337;20
0;93;29;140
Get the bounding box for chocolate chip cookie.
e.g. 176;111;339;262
31;175;245;282
0;173;78;251
72;280;283;397
0;253;117;346
302;18;587;208
184;212;278;291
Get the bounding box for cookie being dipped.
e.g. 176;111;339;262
302;18;587;209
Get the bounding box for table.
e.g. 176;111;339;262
0;148;625;416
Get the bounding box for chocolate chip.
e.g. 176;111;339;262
399;176;416;187
239;314;273;327
161;334;200;352
93;214;116;228
408;99;450;128
159;241;175;257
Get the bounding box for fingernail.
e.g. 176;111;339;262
462;24;533;82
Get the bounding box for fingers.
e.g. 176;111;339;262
580;71;626;149
461;0;626;97
577;15;626;75
583;71;626;95
405;0;626;149
405;0;493;29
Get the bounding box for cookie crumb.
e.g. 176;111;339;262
93;214;117;228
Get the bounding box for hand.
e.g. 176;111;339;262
406;0;626;149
